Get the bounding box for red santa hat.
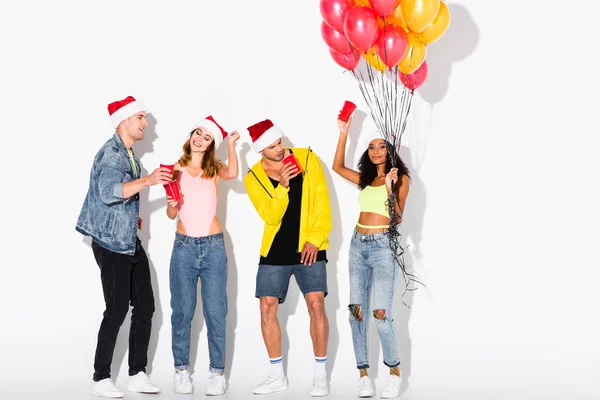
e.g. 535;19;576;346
247;119;283;152
190;116;229;147
107;96;147;130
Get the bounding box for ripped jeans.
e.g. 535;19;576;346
348;230;400;369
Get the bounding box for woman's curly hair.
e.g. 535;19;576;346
358;140;409;190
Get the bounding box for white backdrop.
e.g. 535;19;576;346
1;0;599;399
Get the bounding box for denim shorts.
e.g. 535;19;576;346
255;260;328;303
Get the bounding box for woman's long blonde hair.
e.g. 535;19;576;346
178;129;220;179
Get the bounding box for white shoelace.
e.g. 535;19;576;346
105;380;120;392
208;373;222;386
313;377;328;389
176;371;191;385
358;377;371;388
259;375;280;386
386;376;400;389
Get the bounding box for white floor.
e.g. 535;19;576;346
0;383;384;400
1;381;598;400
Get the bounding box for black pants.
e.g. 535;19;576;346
91;239;155;381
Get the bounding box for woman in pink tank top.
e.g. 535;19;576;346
164;116;239;395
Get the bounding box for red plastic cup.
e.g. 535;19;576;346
283;153;301;173
338;100;357;122
163;180;181;201
160;163;175;180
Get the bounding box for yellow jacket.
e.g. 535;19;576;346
244;148;332;257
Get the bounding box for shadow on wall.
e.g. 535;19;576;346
206;139;250;380
419;3;480;105
390;144;423;391
314;149;342;380
392;4;478;395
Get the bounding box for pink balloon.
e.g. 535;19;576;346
399;61;428;91
343;6;380;53
329;47;361;70
320;0;354;33
375;24;408;68
370;0;401;18
321;21;352;54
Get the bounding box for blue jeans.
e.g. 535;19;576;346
348;230;400;369
169;232;228;373
255;260;328;303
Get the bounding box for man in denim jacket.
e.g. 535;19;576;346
76;96;171;398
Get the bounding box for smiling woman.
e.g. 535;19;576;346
163;115;240;396
332;115;411;399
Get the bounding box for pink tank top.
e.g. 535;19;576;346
177;167;218;237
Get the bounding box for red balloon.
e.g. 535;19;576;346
370;0;401;18
343;6;380;53
375;24;408;68
321;21;352;54
399;60;428;91
329;48;361;70
320;0;354;33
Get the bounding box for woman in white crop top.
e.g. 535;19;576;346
332;114;410;398
164;116;239;396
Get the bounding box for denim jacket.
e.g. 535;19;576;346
76;133;142;255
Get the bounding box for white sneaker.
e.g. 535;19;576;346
173;369;193;394
253;374;289;394
206;372;227;396
126;371;161;393
310;376;329;397
91;378;124;398
380;375;402;399
357;376;374;398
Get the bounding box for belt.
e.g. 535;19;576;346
355;224;389;234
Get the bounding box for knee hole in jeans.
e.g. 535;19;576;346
373;309;386;321
349;304;363;322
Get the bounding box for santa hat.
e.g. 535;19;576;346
107;96;147;130
190;115;229;147
363;131;385;150
247;119;283;152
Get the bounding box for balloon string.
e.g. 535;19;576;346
350;56;424;307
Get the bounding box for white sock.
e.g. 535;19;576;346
270;356;284;377
314;356;327;377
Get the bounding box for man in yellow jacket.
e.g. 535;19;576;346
243;119;332;397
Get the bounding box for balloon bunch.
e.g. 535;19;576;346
321;0;450;171
321;0;451;178
321;0;450;145
321;0;449;81
321;0;450;302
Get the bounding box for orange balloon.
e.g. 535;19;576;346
364;47;387;71
400;0;440;33
385;5;409;32
354;0;371;6
398;33;426;74
417;1;450;44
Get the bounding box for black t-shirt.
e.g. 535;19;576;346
259;155;327;266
